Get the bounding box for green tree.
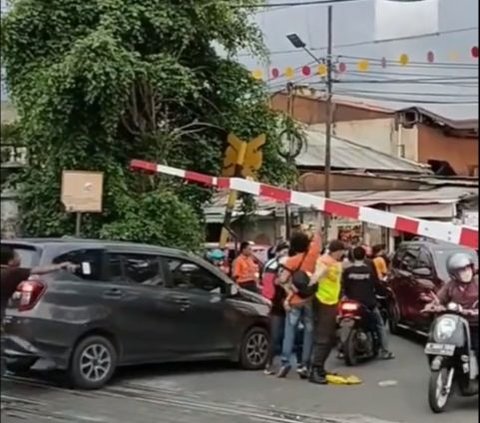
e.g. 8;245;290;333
1;0;300;250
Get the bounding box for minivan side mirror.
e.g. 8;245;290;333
412;267;432;277
226;284;239;297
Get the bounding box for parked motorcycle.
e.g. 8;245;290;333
337;297;386;366
424;302;478;413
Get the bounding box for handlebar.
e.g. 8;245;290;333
421;304;477;317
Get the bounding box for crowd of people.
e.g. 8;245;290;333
208;223;395;384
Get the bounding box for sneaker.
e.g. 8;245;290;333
309;367;328;385
276;364;291;378
379;350;395;360
297;366;309;380
264;365;275;375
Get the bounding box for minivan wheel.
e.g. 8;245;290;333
239;327;269;370
69;335;117;390
388;302;401;335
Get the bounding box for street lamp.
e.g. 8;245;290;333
286;6;333;242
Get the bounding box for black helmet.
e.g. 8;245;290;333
447;253;474;283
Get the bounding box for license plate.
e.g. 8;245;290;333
424;343;455;356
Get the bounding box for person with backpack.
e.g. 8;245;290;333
261;242;290;375
276;224;322;379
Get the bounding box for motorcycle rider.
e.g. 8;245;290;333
206;249;229;275
342;246;394;360
428;253;479;362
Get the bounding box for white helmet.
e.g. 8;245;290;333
447;253;474;283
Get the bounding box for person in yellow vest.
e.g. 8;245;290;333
308;240;346;385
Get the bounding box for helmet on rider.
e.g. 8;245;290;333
447;253;475;284
207;249;225;263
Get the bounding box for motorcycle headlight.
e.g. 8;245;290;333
434;317;457;341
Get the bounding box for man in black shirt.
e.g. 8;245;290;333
342;246;394;360
1;245;75;378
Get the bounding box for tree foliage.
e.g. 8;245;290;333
1;0;300;250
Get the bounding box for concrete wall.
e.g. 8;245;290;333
271;93;419;160
417;124;479;176
270;93;391;124
1;189;20;238
311;119;418;161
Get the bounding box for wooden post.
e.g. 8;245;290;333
75;212;82;237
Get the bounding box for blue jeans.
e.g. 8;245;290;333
366;307;389;351
267;314;302;367
281;301;314;368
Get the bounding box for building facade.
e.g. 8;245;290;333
271;90;478;176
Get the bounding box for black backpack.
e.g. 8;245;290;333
289;254;317;299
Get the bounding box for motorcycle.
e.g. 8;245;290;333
424;302;478;413
337;297;386;366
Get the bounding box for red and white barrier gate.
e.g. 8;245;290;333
130;159;478;249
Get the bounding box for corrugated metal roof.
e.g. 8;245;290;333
295;129;430;174
308;186;478;207
204;186;478;222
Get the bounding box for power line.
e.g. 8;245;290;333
331;91;478;104
339;55;478;68
339;60;477;72
230;0;367;8
266;69;478;88
267;84;478;104
336;76;477;84
343;69;477;79
331;88;478;97
236;26;478;57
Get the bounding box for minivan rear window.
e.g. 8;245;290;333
1;244;40;268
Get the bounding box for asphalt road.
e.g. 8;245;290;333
1;332;477;423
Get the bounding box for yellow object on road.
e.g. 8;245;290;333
326;373;362;385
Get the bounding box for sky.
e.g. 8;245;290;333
1;0;478;120
234;0;479;119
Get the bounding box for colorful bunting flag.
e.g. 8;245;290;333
249;46;477;80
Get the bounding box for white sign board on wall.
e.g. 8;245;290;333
463;211;479;228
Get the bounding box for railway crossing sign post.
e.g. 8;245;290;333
219;134;265;248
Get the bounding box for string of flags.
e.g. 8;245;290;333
250;46;478;80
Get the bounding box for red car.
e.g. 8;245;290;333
387;240;478;336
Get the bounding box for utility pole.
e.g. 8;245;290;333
284;81;294;240
286;6;334;242
323;5;333;242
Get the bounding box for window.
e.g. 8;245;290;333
121;254;164;286
3;244;39;268
416;250;433;270
53;248;104;281
166;259;224;293
395;248;419;272
107;254;124;282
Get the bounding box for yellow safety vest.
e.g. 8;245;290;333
316;260;342;305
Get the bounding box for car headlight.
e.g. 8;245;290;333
435;318;457;341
